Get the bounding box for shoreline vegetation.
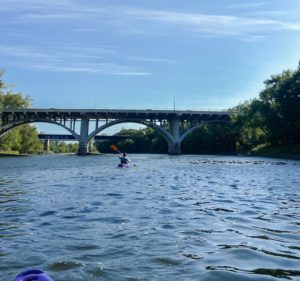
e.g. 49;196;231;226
250;145;300;160
1;146;299;160
0;151;28;157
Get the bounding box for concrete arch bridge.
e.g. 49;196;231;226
0;108;231;155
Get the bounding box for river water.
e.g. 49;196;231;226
1;154;300;281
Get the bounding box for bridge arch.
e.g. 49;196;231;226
88;119;174;145
179;120;231;143
0;119;79;140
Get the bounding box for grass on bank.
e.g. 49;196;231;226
0;150;27;156
251;144;300;160
1;146;300;160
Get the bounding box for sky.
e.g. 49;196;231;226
1;0;300;114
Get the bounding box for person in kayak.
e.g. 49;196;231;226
119;152;131;166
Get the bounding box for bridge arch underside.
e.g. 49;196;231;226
179;120;231;143
91;119;230;155
89;119;173;151
0;120;79;140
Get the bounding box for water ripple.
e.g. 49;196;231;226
206;265;300;280
47;261;83;271
0;154;299;281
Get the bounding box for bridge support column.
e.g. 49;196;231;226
88;139;94;152
43;139;50;152
168;118;182;155
78;142;89;155
77;117;89;156
168;142;181;155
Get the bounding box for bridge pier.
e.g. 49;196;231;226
43;139;50;152
78;142;89;155
77;117;89;156
168;142;182;155
168;118;182;155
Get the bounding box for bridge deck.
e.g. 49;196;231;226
38;134;129;141
1;108;231;121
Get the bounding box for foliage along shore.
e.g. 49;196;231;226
1;147;299;160
0;151;28;157
250;145;300;160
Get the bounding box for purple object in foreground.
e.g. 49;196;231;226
13;269;54;281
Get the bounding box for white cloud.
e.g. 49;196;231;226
28;62;152;76
226;2;268;9
122;8;300;36
239;35;266;42
0;44;151;75
2;1;300;37
0;0;73;11
111;72;152;76
126;56;180;64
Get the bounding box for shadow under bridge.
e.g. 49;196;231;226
38;134;129;152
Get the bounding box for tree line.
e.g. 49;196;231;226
1;63;300;155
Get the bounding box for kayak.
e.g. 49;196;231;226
13;269;54;281
117;163;131;168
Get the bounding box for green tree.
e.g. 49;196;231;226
182;123;236;154
0;129;21;152
259;68;300;145
0;71;32;111
94;127;168;154
18;125;43;153
49;141;79;153
0;70;41;154
231;100;268;149
231;63;300;150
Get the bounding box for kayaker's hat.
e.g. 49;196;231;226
13;269;54;281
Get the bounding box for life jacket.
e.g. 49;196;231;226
120;156;129;164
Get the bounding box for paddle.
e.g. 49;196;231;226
110;144;122;154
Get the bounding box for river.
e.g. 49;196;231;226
1;154;300;281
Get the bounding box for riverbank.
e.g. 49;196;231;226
0;151;102;157
0;151;28;157
0;150;57;157
250;145;300;160
1;148;299;159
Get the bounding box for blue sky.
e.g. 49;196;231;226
1;0;300;112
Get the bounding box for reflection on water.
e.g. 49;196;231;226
0;154;300;281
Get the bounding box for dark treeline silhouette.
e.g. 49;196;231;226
95;124;237;154
95;127;169;154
